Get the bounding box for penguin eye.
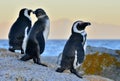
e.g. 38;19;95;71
77;23;86;31
36;13;42;17
76;23;81;30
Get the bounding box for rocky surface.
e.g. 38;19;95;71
86;46;120;81
0;48;114;81
86;45;119;55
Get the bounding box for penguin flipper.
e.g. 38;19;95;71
77;46;85;64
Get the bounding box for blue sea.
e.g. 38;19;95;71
0;39;120;56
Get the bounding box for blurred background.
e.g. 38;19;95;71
0;0;120;39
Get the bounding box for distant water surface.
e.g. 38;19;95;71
0;39;120;56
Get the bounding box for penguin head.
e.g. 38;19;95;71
33;8;46;18
19;8;33;18
72;20;91;34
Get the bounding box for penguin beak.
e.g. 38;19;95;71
85;22;91;26
81;22;91;28
33;11;35;14
27;9;33;15
33;11;36;14
88;22;91;25
29;9;33;13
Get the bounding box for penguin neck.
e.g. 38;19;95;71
70;33;82;41
79;30;87;37
77;30;85;34
19;16;31;23
72;30;86;35
71;30;87;42
24;10;31;21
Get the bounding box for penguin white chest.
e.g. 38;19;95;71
43;19;50;42
73;50;81;69
81;31;87;53
22;27;29;53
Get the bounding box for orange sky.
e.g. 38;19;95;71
0;0;120;39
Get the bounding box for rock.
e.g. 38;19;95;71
0;48;83;81
86;45;120;61
84;75;114;81
0;48;114;81
86;46;118;55
115;50;120;56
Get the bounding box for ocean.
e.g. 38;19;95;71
0;39;120;56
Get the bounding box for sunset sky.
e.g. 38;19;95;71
0;0;120;39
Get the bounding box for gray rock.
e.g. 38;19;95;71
0;49;83;81
86;45;119;55
0;48;114;81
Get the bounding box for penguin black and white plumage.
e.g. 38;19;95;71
8;8;32;54
20;8;50;66
56;20;91;78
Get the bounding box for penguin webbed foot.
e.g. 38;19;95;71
56;67;82;78
33;58;47;67
20;54;32;61
56;67;65;73
9;47;15;52
36;62;47;67
70;69;83;78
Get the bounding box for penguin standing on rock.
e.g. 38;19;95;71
56;20;91;78
20;8;50;66
8;8;32;54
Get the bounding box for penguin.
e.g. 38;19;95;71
20;8;50;66
8;8;32;54
56;20;91;78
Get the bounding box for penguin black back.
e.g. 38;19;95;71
21;8;50;66
26;18;47;56
8;8;32;54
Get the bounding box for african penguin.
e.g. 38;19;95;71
20;8;50;66
56;20;91;78
8;8;32;54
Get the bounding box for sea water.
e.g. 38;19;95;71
0;39;120;56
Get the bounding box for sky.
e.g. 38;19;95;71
0;0;120;39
